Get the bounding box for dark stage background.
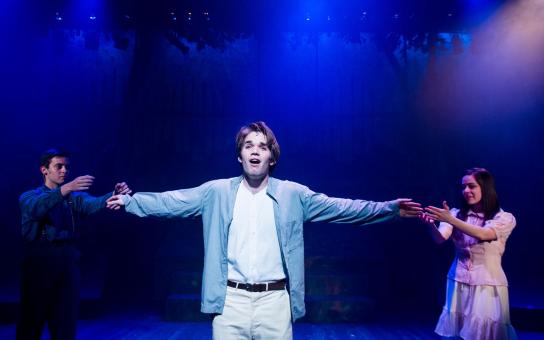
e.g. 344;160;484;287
1;0;543;324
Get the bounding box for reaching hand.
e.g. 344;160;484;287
424;201;452;223
106;195;125;210
396;198;423;218
61;175;95;196
114;182;132;195
418;212;436;226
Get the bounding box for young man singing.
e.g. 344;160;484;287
107;122;422;339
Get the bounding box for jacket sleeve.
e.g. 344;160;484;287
74;192;111;215
123;183;210;219
301;186;399;225
19;188;64;221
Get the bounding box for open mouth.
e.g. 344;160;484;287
249;159;261;165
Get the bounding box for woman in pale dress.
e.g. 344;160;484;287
421;168;517;339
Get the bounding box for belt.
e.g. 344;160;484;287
227;279;286;292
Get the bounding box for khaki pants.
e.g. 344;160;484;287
213;286;292;340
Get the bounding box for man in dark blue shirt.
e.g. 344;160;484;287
17;149;131;340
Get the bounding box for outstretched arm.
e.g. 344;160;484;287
302;186;422;225
425;201;497;241
418;212;451;244
107;184;208;219
77;181;132;215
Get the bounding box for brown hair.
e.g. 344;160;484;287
235;121;280;171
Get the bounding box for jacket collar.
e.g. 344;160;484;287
40;184;56;192
266;177;279;202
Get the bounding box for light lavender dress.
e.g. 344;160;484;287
435;209;517;340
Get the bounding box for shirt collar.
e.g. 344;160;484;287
231;175;279;202
467;210;484;218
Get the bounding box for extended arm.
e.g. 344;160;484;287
302;187;421;225
107;184;208;219
77;181;132;215
419;213;452;244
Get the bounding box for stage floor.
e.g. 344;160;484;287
1;312;543;339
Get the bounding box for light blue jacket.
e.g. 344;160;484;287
122;176;399;321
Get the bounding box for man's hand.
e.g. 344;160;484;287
424;201;453;223
60;175;95;196
114;182;132;195
396;198;423;218
106;195;125;210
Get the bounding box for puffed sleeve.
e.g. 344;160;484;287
484;210;516;243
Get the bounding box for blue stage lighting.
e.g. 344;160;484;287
89;15;96;21
55;12;63;21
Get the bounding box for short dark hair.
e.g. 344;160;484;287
40;149;69;169
235;121;280;171
458;167;500;222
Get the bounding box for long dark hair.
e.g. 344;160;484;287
458;167;500;222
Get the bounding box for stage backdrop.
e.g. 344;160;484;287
1;19;543;317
